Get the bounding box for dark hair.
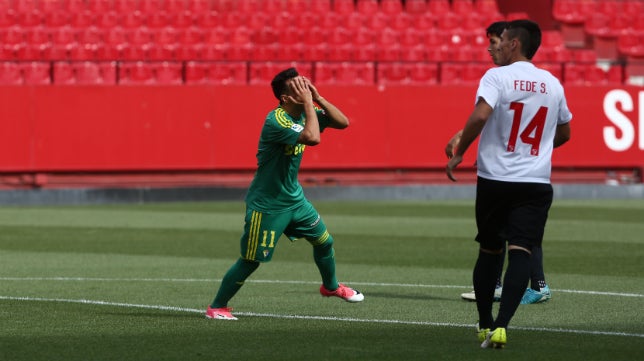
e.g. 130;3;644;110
486;21;508;38
506;19;541;60
271;67;299;101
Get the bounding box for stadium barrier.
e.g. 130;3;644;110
0;84;642;187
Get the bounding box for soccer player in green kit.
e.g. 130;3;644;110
206;68;363;320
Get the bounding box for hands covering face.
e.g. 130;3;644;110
285;76;313;105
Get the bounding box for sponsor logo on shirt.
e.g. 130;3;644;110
291;124;304;132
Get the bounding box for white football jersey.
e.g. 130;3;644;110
475;61;572;183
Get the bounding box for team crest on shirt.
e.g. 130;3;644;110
291;124;304;132
263;250;270;258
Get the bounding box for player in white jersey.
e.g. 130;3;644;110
448;21;554;306
446;20;572;349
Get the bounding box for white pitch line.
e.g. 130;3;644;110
1;295;643;339
1;277;643;298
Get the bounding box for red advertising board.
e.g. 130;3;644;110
0;85;641;173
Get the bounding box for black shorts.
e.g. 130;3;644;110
475;176;553;251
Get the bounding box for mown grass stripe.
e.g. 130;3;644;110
1;295;642;339
1;277;642;298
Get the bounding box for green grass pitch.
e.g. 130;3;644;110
1;199;643;360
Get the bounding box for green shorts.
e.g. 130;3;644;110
240;200;329;262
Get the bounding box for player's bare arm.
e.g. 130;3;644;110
553;122;571;148
304;77;349;130
287;76;320;146
446;99;493;182
445;130;463;159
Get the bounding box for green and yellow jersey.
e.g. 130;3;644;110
245;106;330;212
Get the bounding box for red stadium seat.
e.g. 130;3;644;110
44;10;70;28
409;62;439;85
310;0;331;13
195;11;219;29
70;10;94;28
185;61;208;84
146;12;169;29
356;0;379;15
21;61;51;84
69;43;98;61
138;0;161;13
211;0;236;12
154;61;183;84
163;0;187;13
254;27;278;45
114;0;139;13
95;11;119;29
405;0;427;14
17;10;44;27
55;61;116;85
0;61;22;84
251;44;279;61
338;12;366;31
380;0;402;15
428;0;451;16
475;0;501;16
452;0;474;15
376;44;401;62
17;43;48;60
440;63;462;85
96;43;123;61
333;0;355;14
301;26;326;46
147;43;176;61
62;0;86;13
87;0;112;13
203;27;229;45
177;26;203;45
377;62;410;85
365;12;389;31
353;44;376;61
327;27;352;46
53;61;75;84
199;44;228;61
400;45;426;61
205;62;248;85
336;62;375;85
120;62;155;84
122;11;146;29
437;13;461;30
249;62;312;85
236;0;260;12
314;62;375;85
538;62;563;82
274;44;304;62
169;10;195;29
411;13;437;30
327;44;354;61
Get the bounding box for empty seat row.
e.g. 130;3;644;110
0;8;502;31
553;0;643;25
0;60;627;86
0;1;501;17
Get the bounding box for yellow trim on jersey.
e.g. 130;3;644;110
275;108;294;128
246;211;262;260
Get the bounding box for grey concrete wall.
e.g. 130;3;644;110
0;184;642;206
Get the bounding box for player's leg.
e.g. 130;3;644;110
208;208;289;316
494;182;553;329
473;177;508;329
286;200;363;302
520;245;552;304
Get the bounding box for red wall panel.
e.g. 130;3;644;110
0;85;642;173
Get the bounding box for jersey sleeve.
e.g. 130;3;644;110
316;107;331;132
264;109;303;146
475;69;501;109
